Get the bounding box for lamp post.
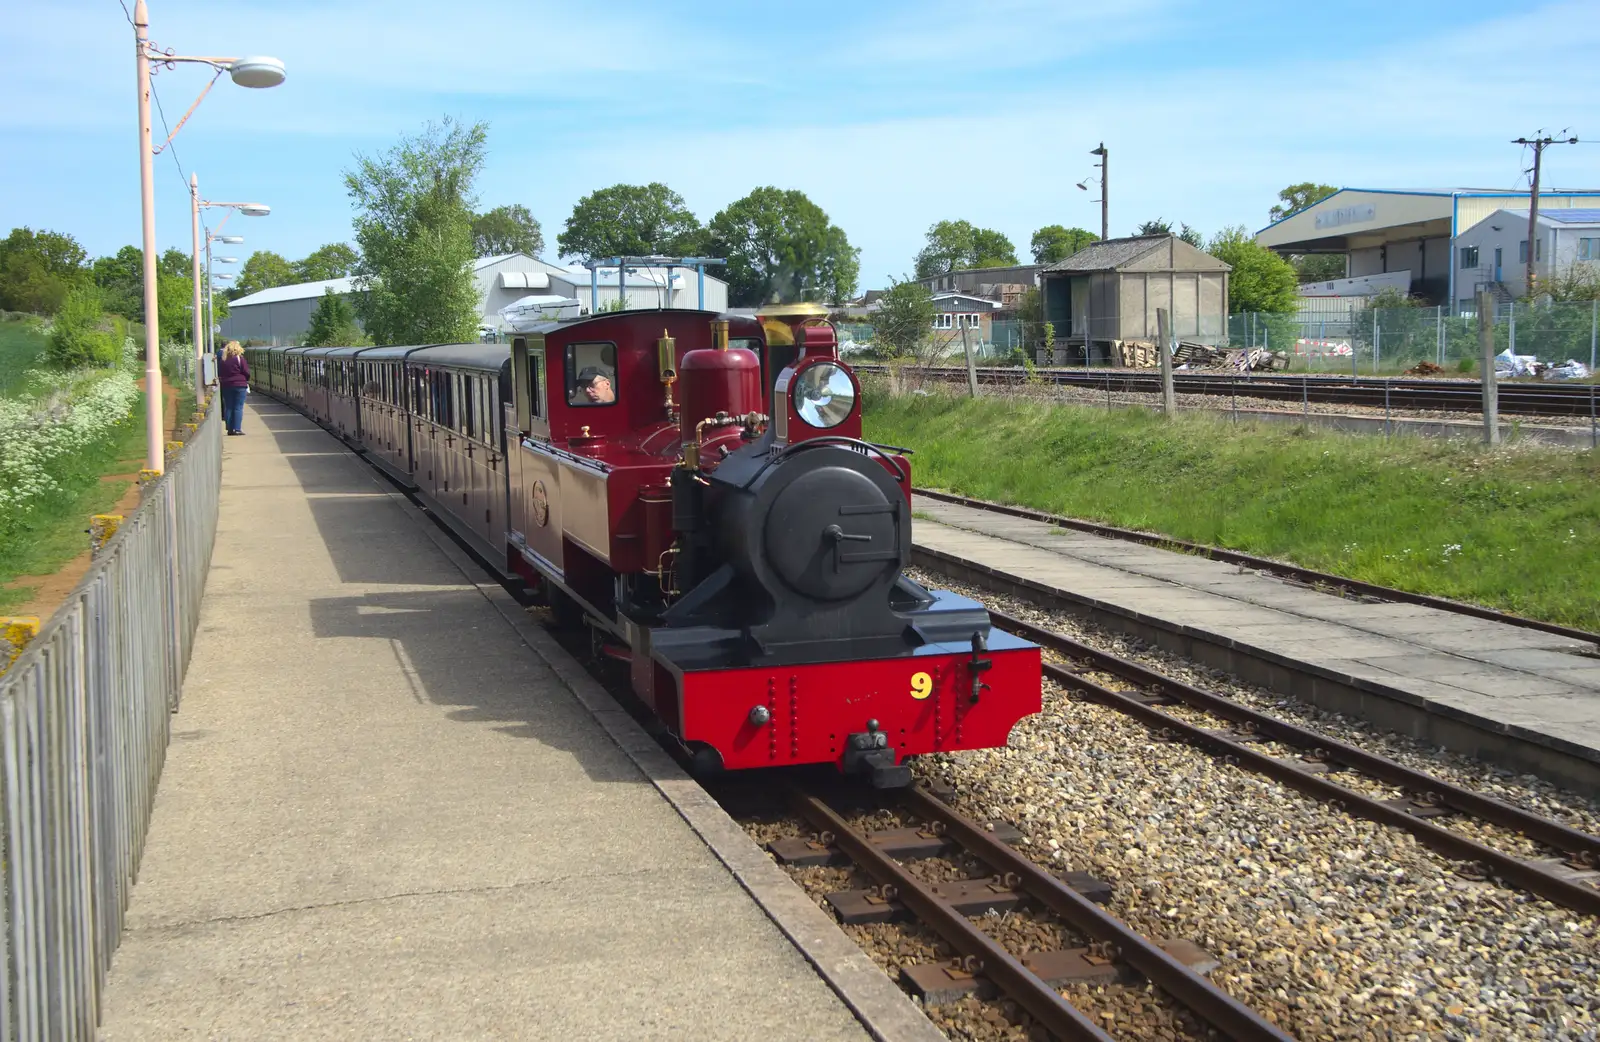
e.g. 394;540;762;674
206;234;243;363
133;0;283;473
188;189;267;397
1076;144;1109;242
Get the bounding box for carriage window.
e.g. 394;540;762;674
566;341;617;406
529;349;544;419
461;375;475;438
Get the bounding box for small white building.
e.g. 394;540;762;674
1453;208;1600;300
222;252;730;345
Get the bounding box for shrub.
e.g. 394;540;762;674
47;284;119;369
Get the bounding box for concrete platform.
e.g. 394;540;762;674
911;494;1600;797
97;401;940;1042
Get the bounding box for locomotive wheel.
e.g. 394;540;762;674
546;586;585;629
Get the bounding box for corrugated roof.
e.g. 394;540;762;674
230;253;540;308
1042;235;1168;272
228;275;358;308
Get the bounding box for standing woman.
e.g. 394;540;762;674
219;341;250;435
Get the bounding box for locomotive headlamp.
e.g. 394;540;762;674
792;362;855;429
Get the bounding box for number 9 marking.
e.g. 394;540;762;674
910;672;933;700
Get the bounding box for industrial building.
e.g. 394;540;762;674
1453;208;1600;301
1039;235;1231;360
221;253;730;345
1254;188;1600;312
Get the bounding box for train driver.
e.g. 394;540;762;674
574;366;615;405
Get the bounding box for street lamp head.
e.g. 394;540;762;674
213;273;236;281
1076;181;1089;191
239;203;271;217
218;235;244;244
1090;145;1107;156
228;57;286;89
215;257;239;264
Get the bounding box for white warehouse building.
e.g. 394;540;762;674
1255;188;1600;312
221;252;730;345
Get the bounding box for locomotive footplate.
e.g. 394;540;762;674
662;629;1043;775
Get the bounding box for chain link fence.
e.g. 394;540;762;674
840;300;1599;380
0;397;222;1040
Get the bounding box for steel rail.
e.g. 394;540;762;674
994;609;1600;866
912;488;1600;647
786;788;1119;1042
987;616;1600;914
857;365;1598;417
901;787;1295;1042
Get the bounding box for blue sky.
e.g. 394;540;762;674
4;0;1600;290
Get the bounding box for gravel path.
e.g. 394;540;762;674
909;567;1600;1040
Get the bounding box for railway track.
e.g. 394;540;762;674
857;364;1600;419
987;609;1600;916
771;782;1294;1041
913;488;1600;646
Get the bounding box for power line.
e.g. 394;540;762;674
149;78;191;194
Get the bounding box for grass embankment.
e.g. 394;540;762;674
0;320;197;615
0;318;45;397
866;387;1600;631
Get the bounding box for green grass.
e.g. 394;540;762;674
0;319;48;397
0;385;196;614
865;386;1600;631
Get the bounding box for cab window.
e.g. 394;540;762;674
566;342;618;407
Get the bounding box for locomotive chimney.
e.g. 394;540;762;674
711;319;729;351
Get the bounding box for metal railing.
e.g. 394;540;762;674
0;397;222;1040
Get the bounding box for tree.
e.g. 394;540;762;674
1547;262;1600;302
345;116;487;346
232;250;295;300
0;227;88;314
1178;224;1203;249
48;283;120;368
913;220;1018;278
1269;182;1339;223
557;183;703;260
873;278;937;358
1030;225;1096;264
1294;254;1346;283
92;245;144;318
1206;226;1299;314
294;243;360;282
707;187;860;306
472;205;544;258
301;288;368;347
1136;219;1173;236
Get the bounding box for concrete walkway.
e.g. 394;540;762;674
97;401;873;1041
912;494;1600;796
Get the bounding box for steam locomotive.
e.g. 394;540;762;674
246;306;1041;787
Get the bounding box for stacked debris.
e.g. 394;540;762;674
1403;361;1446;376
1171;341;1287;371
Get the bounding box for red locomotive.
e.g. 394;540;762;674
248;306;1041;786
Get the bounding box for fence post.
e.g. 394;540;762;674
1591;298;1596;372
1436;305;1444;366
1157;307;1175;417
1508;300;1516;357
1479;290;1500;446
959;323;977;398
1373;308;1380;373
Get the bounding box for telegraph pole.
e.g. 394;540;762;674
1091;143;1108;241
1513;132;1577;299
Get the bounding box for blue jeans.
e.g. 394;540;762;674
222;386;247;432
